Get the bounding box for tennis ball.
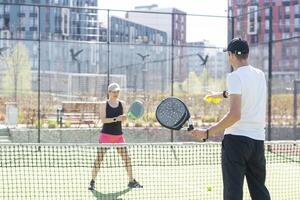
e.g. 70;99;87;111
207;186;212;192
203;96;221;104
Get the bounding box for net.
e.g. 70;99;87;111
0;142;299;200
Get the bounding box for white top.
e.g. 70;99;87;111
224;65;267;141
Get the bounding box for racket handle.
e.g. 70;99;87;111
187;124;194;131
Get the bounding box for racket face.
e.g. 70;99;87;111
127;100;144;120
155;97;190;130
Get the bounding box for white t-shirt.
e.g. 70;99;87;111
224;65;267;141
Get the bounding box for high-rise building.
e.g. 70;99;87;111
109;16;169;92
0;0;103;96
0;0;99;41
126;5;188;82
229;0;300;80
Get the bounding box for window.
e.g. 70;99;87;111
237;21;241;31
248;6;258;35
265;8;270;17
264;33;269;42
285;6;290;17
279;7;283;19
175;14;178;21
61;8;70;36
4;6;10;13
282;33;289;39
265;20;270;30
91;45;97;65
4;16;9;29
295;18;300;28
228;9;232;17
237;8;241;16
285;19;290;29
295;5;300;16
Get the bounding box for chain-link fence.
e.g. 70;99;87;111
3;2;300;141
0;2;230;142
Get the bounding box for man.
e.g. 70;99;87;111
88;83;142;190
192;38;271;200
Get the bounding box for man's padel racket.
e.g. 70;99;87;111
156;97;194;131
127;100;144;120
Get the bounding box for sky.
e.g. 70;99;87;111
100;0;228;47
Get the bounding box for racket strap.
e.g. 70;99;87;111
187;124;194;131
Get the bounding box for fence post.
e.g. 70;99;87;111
294;80;298;140
38;5;41;144
171;12;174;142
107;9;110;97
267;6;273;141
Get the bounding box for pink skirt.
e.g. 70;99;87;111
99;132;125;144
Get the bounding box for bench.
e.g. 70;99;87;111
58;101;101;128
62;112;100;128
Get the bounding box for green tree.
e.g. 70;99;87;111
2;42;32;101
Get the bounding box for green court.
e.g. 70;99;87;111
0;142;299;200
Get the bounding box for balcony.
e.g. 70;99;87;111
18;13;25;18
17;27;25;31
30;13;38;18
29;27;38;31
282;1;290;6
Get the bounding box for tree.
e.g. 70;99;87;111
1;42;32;101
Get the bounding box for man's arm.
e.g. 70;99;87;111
208;94;241;136
205;91;229;99
191;94;241;140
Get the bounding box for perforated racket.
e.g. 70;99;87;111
127;100;144;121
156;97;194;131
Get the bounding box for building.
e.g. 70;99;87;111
110;16;167;44
0;0;106;98
126;5;188;82
0;0;99;41
109;16;169;92
228;0;300;82
127;4;186;45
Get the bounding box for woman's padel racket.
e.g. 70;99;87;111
127;100;144;121
156;97;194;131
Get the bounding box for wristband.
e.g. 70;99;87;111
223;90;228;98
206;129;209;140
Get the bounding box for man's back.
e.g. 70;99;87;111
225;65;267;140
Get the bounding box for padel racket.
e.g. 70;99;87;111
156;97;194;131
127;100;144;120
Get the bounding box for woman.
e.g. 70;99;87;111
89;83;142;190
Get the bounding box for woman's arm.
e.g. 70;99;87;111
100;102;121;124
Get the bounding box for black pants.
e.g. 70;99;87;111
222;134;271;200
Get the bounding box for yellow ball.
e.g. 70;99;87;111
207;186;212;191
203;96;221;104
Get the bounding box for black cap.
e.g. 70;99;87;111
223;38;249;55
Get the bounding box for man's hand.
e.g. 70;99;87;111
203;91;223;104
190;129;207;141
204;92;223;99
